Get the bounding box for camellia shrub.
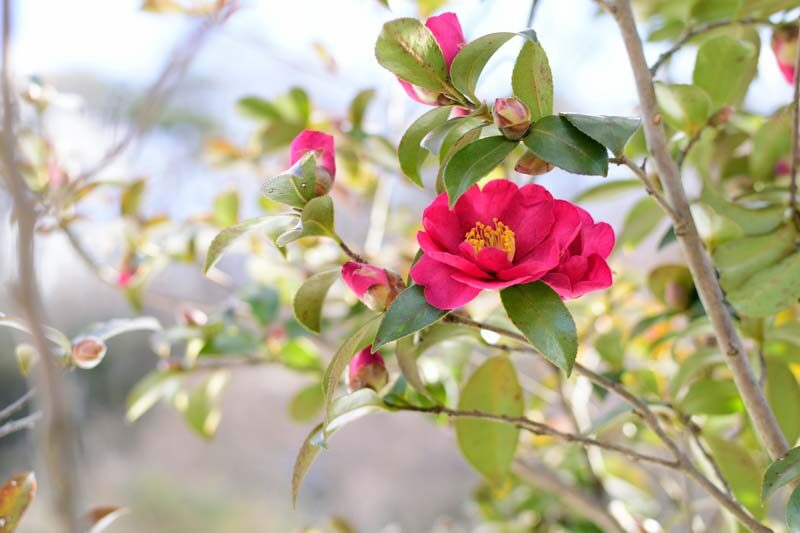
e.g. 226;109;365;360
3;0;800;531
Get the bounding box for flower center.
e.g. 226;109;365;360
465;218;516;261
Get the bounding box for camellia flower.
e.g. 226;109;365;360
71;336;108;370
348;346;389;392
772;25;798;84
542;206;614;299
341;261;401;312
412;180;588;309
290;129;336;194
397;12;466;106
493;97;532;141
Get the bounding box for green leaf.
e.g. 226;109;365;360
212;189;239;228
726;252;800;317
126;370;183;422
245;286;280;326
455;356;523;486
291;422;323;509
375;18;449;94
522;116;608;176
204;215;288;273
322;317;382;426
679;379;743;415
670;348;724;395
177;370;230;439
288;383;324;422
450;32;516;104
276;196;336;247
281;339;323;373
618;196;664;249
693;35;757;109
261;152;319;209
561;114;642;157
750;112;792;180
443;136;518;207
436;125;484;194
500;281;578;375
0;315;71;353
788;485;800;532
766;358;800;445
120;179;145;217
236;96;283;121
372;285;447;351
293;269;340;333
395;336;432;400
512;39;553;122
763;446;800;503
701;186;785;236
714;225;796;291
398;106;453;187
705;435;763;519
0;471;36;533
594;330;625;369
348;88;375;131
654;83;712;135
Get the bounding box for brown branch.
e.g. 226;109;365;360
338;240;367;264
610;155;676;218
610;0;788;463
790;19;800;225
0;389;35;422
0;0;82;530
0;411;43;440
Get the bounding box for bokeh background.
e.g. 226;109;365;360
0;0;794;531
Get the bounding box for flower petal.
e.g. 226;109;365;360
425;12;466;68
474;247;513;273
290;130;336;176
418;231;490;279
398;79;440;105
550;200;582;251
454;180;522;230
341;261;389;297
423;192;467;251
499;238;560;280
410;255;481;310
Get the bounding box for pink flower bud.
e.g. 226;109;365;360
290;130;336;195
117;267;136;288
71;336;107;369
348;346;388;392
493;97;531;141
341;261;403;312
772;25;798;84
515;151;554;176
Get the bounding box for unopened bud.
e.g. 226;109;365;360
348;346;389;392
493;97;531;141
71;336;108;369
772;25;799;84
515;151;554;176
341;261;403;312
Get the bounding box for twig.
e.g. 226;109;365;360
526;0;541;27
0;389;35;422
790;19;800;226
0;1;82;530
649;17;773;75
611;0;789;464
675;410;734;498
338;240;367;264
0;411;43;439
610;155;677;218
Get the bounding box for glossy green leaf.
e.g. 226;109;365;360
763;446;800;502
455;356;523;486
750;112;792;180
450;32;517;104
679;379;742;415
594;329;624;369
714;225;796;291
293;269;340;333
178;370;230;439
212;189;239;228
275;196;336;246
701;186;785;236
511;40;553;122
125;370;183;422
436;125;484;194
619;196;663;249
726;252;800;317
261;152;318;209
654;83;711;135
522;116;608;176
766;358;800;445
561;114;641;157
691;202;743;248
288;383;324;422
788;485;800;532
372;284;447;351
443;136;517;207
204;215;290;273
0;471;36;533
693;35;757;109
375;18;449;94
398;106;453;187
236;96;283;121
500;281;578;375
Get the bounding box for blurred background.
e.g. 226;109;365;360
0;0;795;531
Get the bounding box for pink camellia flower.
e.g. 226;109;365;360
290;129;336;194
411;180;592;310
772;25;798;84
348;346;389;392
341;261;401;312
398;12;466;106
542;206;614;299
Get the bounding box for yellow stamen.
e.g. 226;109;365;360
465;218;516;261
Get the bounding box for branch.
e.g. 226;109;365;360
610;155;676;218
0;411;43;440
610;0;789;463
0;389;35;422
0;1;81;530
790;19;800;225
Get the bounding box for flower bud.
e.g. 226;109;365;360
514;151;554;176
178;307;208;327
493;97;532;141
341;261;403;312
348;346;388;392
290;130;336;196
71;336;107;369
772;25;799;84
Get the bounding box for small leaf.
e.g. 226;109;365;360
766;358;800;445
455;356;523;486
204;215;289;273
288;383;324;422
212;189;239;228
750;112;792;180
670;349;724;395
0;471;36;533
348;88;375;131
236;96;283;121
512;39;553;122
443;136;517;207
372;285;447;351
293;269;340;333
788;485;800;532
398;106;453;187
120;179;145;217
561;114;641;157
522;116;608;176
126;370;182;422
693;34;757;110
177;370;230;439
654;83;711;135
714;225;796;291
375;18;449;94
261;153;319;209
245;286;280;326
275;196;336;247
395;336;432;400
281;339;323;373
500;281;578;375
726;252;800;317
450;32;516;104
763;446;800;503
291;422;323;508
619;196;664;249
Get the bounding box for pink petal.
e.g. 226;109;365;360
398;79;440;105
290;130;336;176
474;247;513;273
499;238;560;280
341;261;389;297
422;192;468;251
508;184;556;255
425;12;466;68
410;255;480;310
550;200;582;251
418;231;490;279
454;180;522;230
451;272;532;290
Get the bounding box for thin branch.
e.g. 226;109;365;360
0;389;35;422
0;411;43;440
790;19;800;225
610;155;677;218
676;410;734;498
649;17;774;75
610;0;789;463
338;240;368;264
0;0;82;530
526;0;541;28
